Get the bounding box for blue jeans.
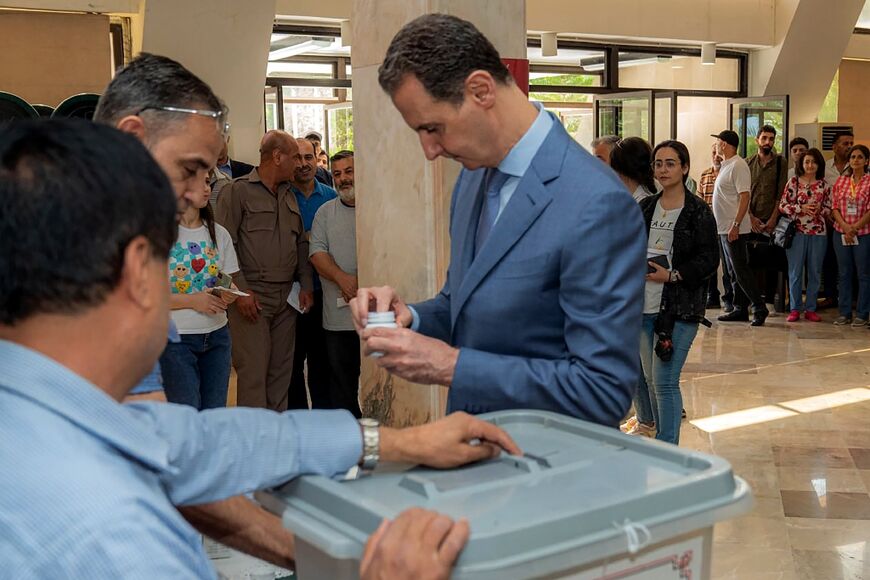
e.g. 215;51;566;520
638;314;698;445
833;233;870;319
159;325;232;410
634;363;655;426
785;233;827;312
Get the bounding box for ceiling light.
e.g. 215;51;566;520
340;20;352;48
701;42;716;66
541;32;558;57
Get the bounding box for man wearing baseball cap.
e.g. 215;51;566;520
711;130;769;326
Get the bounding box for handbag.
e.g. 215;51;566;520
773;215;797;249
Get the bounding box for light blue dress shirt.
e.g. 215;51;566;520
0;340;362;578
410;104;554;330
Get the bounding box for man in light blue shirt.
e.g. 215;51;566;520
0;107;518;580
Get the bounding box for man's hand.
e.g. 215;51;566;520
750;215;764;233
351;286;413;333
363;327;458;385
299;289;314;313
235;292;262;323
764;215;778;234
190;292;229;315
360;509;469;580
379;411;522;469
727;224;739;242
336;272;359;303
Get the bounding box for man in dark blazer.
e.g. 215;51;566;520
351;14;646;427
216;137;254;179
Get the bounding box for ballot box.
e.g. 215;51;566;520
258;410;752;579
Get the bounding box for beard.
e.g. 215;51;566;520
338;186;355;204
760;145;773;155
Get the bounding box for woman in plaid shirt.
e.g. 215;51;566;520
830;144;870;326
779;148;832;322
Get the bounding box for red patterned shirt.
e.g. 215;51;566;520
831;174;870;236
778;176;831;235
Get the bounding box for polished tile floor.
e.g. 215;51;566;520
679;307;870;580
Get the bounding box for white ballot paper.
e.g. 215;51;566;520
286;281;305;313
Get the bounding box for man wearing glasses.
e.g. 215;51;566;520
93;52;299;569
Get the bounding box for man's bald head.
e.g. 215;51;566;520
257;130;299;185
259;130;295;162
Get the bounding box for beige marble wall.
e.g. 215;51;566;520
352;0;526;426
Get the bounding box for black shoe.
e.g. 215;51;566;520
718;309;749;322
706;298;722;310
722;302;735;314
750;308;770;327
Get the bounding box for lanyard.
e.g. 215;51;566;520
850;179;858;200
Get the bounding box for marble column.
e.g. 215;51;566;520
140;0;275;165
351;0;526;426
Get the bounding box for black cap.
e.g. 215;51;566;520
711;130;739;149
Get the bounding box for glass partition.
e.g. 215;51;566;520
729;96;790;158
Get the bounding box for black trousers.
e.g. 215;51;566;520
324;330;361;418
716;236;734;305
821;227;840;301
288;289;331;409
720;234;766;313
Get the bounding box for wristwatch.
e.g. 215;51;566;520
731;220;740;228
358;418;380;472
669;270;682;283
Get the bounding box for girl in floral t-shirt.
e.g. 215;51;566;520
830;144;870;326
778;148;831;322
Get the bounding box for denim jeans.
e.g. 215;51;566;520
159;324;232;410
633;362;655;426
785;233;828;312
833;233;870;319
638;314;698;445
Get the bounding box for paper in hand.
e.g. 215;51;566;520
286;281;305;313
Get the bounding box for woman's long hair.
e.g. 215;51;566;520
610;137;657;194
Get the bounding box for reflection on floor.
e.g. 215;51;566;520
681;308;870;580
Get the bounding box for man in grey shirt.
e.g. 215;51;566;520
310;150;361;417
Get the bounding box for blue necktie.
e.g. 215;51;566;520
474;168;510;256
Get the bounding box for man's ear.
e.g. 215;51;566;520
465;70;497;109
115;115;148;142
119;236;161;310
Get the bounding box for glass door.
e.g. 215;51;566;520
593;90;677;144
728;96;790;158
593;90;653;141
654;91;677;145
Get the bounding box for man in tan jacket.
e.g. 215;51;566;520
217;131;313;410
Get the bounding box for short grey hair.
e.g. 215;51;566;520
591;135;620;149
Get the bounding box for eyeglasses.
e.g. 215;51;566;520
652;159;681;170
136;105;230;137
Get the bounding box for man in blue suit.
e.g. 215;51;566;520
351;14;646;427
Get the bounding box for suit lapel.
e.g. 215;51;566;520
450;120;570;328
451;170;487;289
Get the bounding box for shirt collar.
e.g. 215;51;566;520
0;340;171;472
293;180;329;199
497;103;554;178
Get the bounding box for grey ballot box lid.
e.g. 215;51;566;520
258;410;752;578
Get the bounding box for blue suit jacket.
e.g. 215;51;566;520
412;122;646;426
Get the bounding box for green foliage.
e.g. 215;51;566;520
818;70;839;123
